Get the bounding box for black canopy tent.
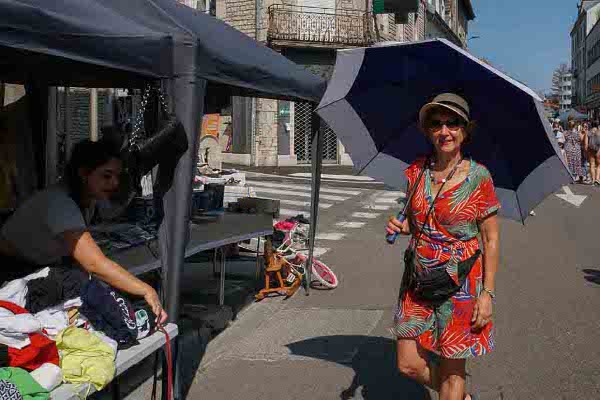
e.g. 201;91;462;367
0;0;327;332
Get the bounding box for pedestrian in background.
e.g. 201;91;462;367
387;93;500;400
586;127;600;185
581;124;592;184
564;120;585;182
554;123;566;160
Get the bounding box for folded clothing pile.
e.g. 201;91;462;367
0;267;158;395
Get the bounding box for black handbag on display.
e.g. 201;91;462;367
125;86;188;196
130;114;188;178
400;157;481;305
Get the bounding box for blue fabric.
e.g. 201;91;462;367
80;279;138;349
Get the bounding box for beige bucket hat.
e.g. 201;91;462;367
418;93;470;128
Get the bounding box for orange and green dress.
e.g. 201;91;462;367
391;158;500;359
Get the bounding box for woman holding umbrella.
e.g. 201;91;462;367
386;94;500;400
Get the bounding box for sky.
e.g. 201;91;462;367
468;0;579;95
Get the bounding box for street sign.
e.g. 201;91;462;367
373;0;418;15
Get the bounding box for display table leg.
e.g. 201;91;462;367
255;237;261;281
212;249;218;277
112;379;121;400
219;247;226;306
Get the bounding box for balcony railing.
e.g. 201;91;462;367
267;5;374;47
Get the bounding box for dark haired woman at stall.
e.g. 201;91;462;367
0;139;167;324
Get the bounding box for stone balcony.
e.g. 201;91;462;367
267;4;375;49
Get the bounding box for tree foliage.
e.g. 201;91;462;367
551;63;570;96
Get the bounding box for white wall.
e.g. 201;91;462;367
299;0;335;8
586;3;600;35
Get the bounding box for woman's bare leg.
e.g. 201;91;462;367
396;339;439;391
595;152;600;182
439;357;467;400
588;153;597;182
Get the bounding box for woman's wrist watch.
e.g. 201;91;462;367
482;287;496;300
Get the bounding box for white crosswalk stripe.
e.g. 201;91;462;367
253;187;349;202
375;198;400;204
298;247;330;257
335;221;366;228
381;191;406;198
364;204;393;211
289;173;377;181
246;180;362;195
316;232;346;240
280;209;310;218
352;212;380;219
278;199;333;209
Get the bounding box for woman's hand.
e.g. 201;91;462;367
471;291;493;332
143;286;168;325
386;215;410;236
66;230;169;325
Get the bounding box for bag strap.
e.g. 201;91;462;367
399;158;428;220
129;85;170;150
411;156;464;248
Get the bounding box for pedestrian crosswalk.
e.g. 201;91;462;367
240;180;407;260
247;180;361;195
248;186;349;202
246;179;364;218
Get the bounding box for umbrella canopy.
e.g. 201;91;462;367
316;39;572;222
558;109;588;123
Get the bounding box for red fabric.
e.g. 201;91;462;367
0;301;60;371
274;221;296;231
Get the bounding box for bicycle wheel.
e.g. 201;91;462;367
295;253;338;289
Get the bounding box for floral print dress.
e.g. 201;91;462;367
564;129;584;177
391;158;500;359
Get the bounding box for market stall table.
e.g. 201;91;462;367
48;213;272;398
110;213;274;305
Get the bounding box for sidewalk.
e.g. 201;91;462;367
121;208;433;400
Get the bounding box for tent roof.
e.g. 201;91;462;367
0;0;325;102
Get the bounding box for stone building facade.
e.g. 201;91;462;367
214;0;473;166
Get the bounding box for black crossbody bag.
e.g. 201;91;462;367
400;158;481;305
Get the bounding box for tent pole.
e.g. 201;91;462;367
90;88;98;142
65;87;73;159
46;87;58;185
158;36;206;395
305;105;323;295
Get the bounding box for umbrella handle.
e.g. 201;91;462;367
386;213;406;244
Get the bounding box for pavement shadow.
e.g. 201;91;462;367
583;269;600;285
287;335;431;400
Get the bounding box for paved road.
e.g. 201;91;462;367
129;175;600;400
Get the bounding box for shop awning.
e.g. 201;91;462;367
1;0;327;327
0;0;326;102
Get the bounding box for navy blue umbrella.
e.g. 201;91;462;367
316;39;572;222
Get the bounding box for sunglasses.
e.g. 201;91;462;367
427;118;465;132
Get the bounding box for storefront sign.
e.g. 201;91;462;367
279;102;290;117
201;114;220;138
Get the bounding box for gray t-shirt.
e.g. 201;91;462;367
1;183;93;265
